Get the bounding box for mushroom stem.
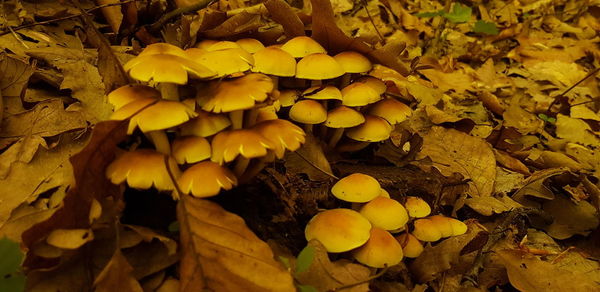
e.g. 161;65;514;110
327;128;345;149
244;107;259;128
160;83;180;101
239;152;275;183
303;124;314;133
146;130;171;154
233;156;250;177
229;110;244;129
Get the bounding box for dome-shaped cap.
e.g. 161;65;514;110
449;218;467;236
395;233;424;258
106;149;180;191
368;99;412;124
341;82;382;106
302;86;342;101
404;196;431;218
236;38;264;53
360;197;409;230
186;48;254;78
179;110;231;137
138;43;187;57
412;219;442;242
305;208;371;253
296;53;344;80
171;136;211;164
345;115;392;142
289;100;327;124
280;36;326;58
428;215;454;238
324;106;365;128
111;98;197;134
252;47;296;77
107;84;160;110
333;51;372;73
279;90;300;107
331;173;381;203
357;76;387;95
124;54;215;84
352;227;403;268
178;161;238;198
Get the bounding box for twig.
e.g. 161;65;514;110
545;67;600;114
360;0;384;44
292;151;339;180
328;266;389;291
0;0;138;36
148;0;213;33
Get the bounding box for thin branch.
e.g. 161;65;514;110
545;67;600;114
148;0;213;33
0;0;139;36
360;0;384;44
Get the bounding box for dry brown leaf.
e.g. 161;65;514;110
295;240;370;292
96;0;123;33
0;99;87;139
420;67;475;94
512;168;567;206
178;197;295;292
0;135;46;178
409;220;487;283
285;133;334;181
493;149;530;175
502;95;543;135
0;53;34;99
465;195;523;216
265;0;305;38
416;126;496;198
202;12;264;38
124;224;177;255
555;114;600;147
94;249;143;292
26;47;112;121
497;249;599;292
540;195;599;239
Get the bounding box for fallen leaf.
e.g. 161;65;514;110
0;135;46;179
0;53;34;99
420;66;474;94
465;195;523;216
96;0;123;33
295;240;370;292
0;238;25;292
502;95;543;135
124;224;177;255
512;168;567;206
555;114;600;147
265;0;305;38
540;195;599;239
284;134;334;181
46;228;94;250
497;249;599;292
178;196;295;292
94;249;143;292
416;126;496;198
202;12;264;38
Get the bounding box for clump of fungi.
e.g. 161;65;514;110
105;36;413;199
305;173;467;268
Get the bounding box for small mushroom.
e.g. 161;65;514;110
352;227;403;268
331;173;381;203
304;208;371;253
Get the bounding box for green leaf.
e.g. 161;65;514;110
416;10;444;18
538;114;557;123
443;3;472;23
278;256;291;270
473;20;499;35
295;246;315;274
0;238;25;292
297;284;319;292
168;220;180;233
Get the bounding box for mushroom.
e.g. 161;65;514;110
428;215;455;238
280;36;326;58
236;38;265;53
288;100;327;133
177;161;238;198
171;136;211;164
106;149;180;191
352;227;403;268
331;173;381;203
368;98;412;125
179;110;231;138
323;105;365;149
412;218;442;242
296;53;345;86
304;208;371;253
333;51;372;87
252;46;296;88
404;196;431;218
185;47;254;78
210;128;275;176
107;84;160;110
395;233;424;258
359;196;409;231
340;115;392;152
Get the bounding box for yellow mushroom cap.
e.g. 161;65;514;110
279;90;300;107
305;208;371;253
352;227;403;268
296;53;345;80
138;43;187;57
412;219;442;242
368;99;412;124
205;40;240;51
395;233;424;258
106;149;180;191
404;196;431;218
110;98;197;134
331;173;381;203
177;161;238;198
379;189;390;198
324;106;365;129
171;136;212;164
357;76;387;95
210;129;275;164
360;197;409;230
236;38;265;53
289;100;327;124
195;39;219;50
280;36;327;58
302;86;342;101
107;84;160;110
186;48;254;78
252;47;296;77
345;115;392;142
179;110;231;137
202;73;274;113
252;119;306;159
428;215;454;238
255;105;279;123
124;54;215;84
448;218;468;236
333;51;372;73
341;82;382;106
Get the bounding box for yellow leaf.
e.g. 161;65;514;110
178;197;295;292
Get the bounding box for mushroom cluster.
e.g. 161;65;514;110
305;173;467;268
105;41;306;198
